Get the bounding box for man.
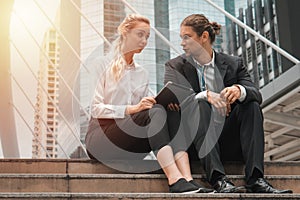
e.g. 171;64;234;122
164;14;293;194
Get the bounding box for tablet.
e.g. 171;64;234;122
155;81;194;108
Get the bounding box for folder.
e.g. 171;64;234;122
155;81;194;108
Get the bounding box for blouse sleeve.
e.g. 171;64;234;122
91;72;127;119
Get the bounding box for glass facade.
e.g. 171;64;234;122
169;0;226;57
226;0;281;88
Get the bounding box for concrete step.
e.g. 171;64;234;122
1;159;300;175
0;193;299;200
0;174;298;193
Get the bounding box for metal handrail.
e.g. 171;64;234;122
10;73;69;158
12;10;90;120
69;0;112;47
11;103;51;158
10;39;88;157
33;0;90;74
204;0;300;64
121;0;181;54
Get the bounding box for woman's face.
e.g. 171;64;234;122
123;22;150;54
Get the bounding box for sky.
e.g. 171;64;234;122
1;0;60;157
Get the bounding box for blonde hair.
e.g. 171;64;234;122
110;14;150;81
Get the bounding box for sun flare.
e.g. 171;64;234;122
10;0;41;32
10;0;60;37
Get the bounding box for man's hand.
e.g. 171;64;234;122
207;91;230;116
220;86;241;104
167;103;180;112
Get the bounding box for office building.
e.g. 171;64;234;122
32;28;60;158
33;0;81;158
228;0;281;88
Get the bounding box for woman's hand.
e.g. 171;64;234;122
126;96;156;115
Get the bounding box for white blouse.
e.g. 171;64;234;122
91;64;149;119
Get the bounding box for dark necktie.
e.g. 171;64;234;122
198;65;206;91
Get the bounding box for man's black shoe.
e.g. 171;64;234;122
246;178;293;193
189;180;215;193
213;176;245;193
169;178;200;193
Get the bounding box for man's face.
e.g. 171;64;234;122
180;25;210;63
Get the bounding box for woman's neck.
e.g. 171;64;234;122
124;52;134;65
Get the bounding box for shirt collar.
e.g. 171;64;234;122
192;50;215;67
125;62;136;70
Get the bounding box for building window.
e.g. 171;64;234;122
266;31;271;40
258;62;263;79
49;43;56;51
49;31;56;40
256;40;261;55
247;47;252;63
267;55;273;73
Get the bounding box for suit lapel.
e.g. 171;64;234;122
180;53;228;93
182;56;201;92
214;52;228;92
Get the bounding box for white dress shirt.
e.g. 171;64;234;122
91;63;149;119
194;51;246;102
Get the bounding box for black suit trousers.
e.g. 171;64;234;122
198;100;265;183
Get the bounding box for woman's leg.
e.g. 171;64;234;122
147;106;195;185
156;145;185;185
86;108;198;192
85;116;151;161
174;151;193;181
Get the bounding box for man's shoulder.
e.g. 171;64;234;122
216;52;242;64
166;54;189;68
216;53;243;67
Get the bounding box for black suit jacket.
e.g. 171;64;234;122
164;52;262;105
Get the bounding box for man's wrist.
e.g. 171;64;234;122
234;84;247;102
194;91;207;100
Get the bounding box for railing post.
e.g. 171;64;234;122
0;0;20;157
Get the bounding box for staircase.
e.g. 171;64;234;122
0;159;299;199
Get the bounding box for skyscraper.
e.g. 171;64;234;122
33;0;81;158
227;0;281;88
32;28;60;158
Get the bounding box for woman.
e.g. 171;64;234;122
85;14;212;193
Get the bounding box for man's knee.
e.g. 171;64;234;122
198;99;211;111
240;101;262;115
247;101;260;109
236;101;263;125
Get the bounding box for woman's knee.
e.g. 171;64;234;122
149;105;167;120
